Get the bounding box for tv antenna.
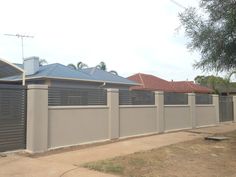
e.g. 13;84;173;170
4;33;34;60
169;0;186;9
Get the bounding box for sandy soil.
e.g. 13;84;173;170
84;130;236;177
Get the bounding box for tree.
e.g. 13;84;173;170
194;75;225;94
68;61;119;75
109;70;118;75
194;74;235;95
96;61;119;75
223;70;236;95
68;62;88;70
96;61;107;71
67;63;77;70
194;75;207;85
227;70;236;81
77;62;88;69
179;0;236;72
39;59;48;66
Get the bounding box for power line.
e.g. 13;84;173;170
169;0;186;9
4;33;34;60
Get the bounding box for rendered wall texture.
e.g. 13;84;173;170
196;105;216;127
164;106;191;131
119;106;157;137
48;107;109;148
27;86;220;153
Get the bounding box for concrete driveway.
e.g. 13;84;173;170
0;123;235;177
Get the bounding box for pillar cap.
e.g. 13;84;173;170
155;91;164;95
107;88;119;93
28;84;48;90
212;94;219;97
187;93;196;96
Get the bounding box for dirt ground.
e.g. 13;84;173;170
84;130;236;177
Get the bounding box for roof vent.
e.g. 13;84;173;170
23;56;39;75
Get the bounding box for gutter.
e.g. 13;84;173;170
99;82;106;88
0;76;141;86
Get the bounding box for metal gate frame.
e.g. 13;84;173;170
219;96;234;122
0;84;27;152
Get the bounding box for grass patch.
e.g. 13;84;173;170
83;159;124;175
83;130;236;177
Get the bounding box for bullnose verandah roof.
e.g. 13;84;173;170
0;58;25;85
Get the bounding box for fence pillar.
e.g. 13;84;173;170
155;91;164;133
107;89;119;139
188;93;196;128
213;94;220;124
233;96;236;122
27;85;48;153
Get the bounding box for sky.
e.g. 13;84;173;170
0;0;212;81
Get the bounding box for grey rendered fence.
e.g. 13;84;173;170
119;90;155;105
164;92;188;105
195;94;213;104
48;87;107;106
0;84;26;152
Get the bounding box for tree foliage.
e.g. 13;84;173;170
67;61;118;75
96;61;107;71
179;0;236;72
109;70;118;75
67;62;88;70
67;63;77;70
77;62;88;69
194;73;236;95
39;59;48;66
96;62;118;75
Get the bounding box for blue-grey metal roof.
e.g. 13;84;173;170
82;67;138;85
33;63;94;80
0;60;24;78
0;63;138;85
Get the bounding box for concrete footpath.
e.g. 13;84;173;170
0;123;235;177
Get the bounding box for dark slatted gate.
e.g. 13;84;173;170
219;96;234;122
0;84;26;152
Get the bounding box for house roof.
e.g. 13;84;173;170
128;73;213;93
0;58;25;85
0;59;24;78
127;73;173;91
0;63;138;86
82;67;138;86
170;81;213;93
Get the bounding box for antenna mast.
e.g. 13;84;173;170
4;33;34;60
169;0;186;9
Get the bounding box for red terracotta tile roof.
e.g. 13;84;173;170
127;73;173;91
127;73;213;93
170;81;213;93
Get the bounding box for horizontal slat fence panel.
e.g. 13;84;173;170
0;84;26;152
195;94;213;104
48;87;107;106
164;92;188;105
219;96;234;122
119;90;155;105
